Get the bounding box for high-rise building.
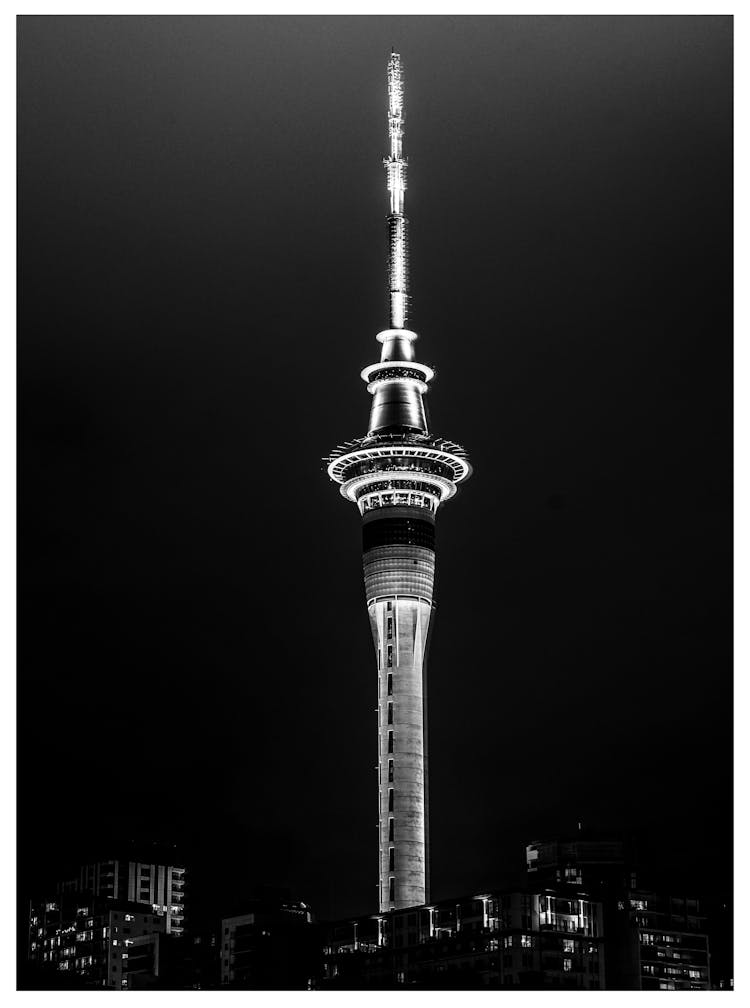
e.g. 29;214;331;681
605;889;710;991
220;899;319;989
326;53;471;914
56;857;186;936
525;834;711;990
24;855;188;988
26;893;169;989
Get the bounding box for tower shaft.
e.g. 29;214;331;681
366;514;434;910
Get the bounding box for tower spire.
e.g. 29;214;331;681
367;52;428;434
385;51;408;330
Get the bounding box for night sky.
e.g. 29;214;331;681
18;16;732;923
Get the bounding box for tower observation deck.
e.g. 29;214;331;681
326;52;471;913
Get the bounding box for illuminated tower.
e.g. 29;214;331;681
326;52;471;913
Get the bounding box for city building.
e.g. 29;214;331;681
604;889;711;991
220;899;320;989
526;833;711;990
25;853;187;988
177;930;221;990
326;51;471;914
27;893;170;989
56;856;186;935
321;888;605;989
526;835;634;890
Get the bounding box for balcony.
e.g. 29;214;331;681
539;921;587;935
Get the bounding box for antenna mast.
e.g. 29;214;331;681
386;52;409;329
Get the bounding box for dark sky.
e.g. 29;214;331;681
18;15;732;923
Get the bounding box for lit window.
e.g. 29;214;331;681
521;934;531;948
124;914;134;922
563;958;572;972
563;939;575;953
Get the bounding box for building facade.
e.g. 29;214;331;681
605;890;711;991
25;855;187;988
220;900;319;990
56;857;186;935
526;834;711;990
326;52;471;914
27;893;169;989
322;889;604;989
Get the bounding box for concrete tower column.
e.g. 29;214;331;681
363;510;435;910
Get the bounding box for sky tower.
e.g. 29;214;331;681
326;52;471;913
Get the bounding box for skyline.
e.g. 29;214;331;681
18;16;732;923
